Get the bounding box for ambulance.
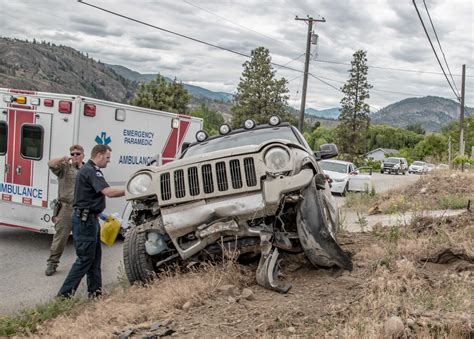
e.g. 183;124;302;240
0;88;203;233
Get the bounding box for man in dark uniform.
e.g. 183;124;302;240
58;144;124;298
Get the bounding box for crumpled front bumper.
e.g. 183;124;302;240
161;168;314;259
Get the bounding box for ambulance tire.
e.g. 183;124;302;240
123;226;155;284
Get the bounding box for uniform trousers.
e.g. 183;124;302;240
47;204;73;267
58;213;102;298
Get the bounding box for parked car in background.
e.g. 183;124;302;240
320;160;372;196
381;157;408;175
408;161;428;174
435;164;449;170
425;163;435;172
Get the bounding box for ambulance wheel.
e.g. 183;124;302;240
123;226;155;284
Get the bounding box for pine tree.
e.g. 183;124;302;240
190;104;224;135
130;75;189;113
231;47;291;128
334;50;372;160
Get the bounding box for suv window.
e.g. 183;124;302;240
183;126;301;158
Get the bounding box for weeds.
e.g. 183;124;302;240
0;297;80;336
438;194;469;210
344;191;378;212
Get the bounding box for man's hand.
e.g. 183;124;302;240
101;187;125;198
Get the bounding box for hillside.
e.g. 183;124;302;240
0;37;137;103
305;107;340;119
371;96;474;131
106;64;234;102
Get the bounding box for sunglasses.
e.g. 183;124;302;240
70;152;82;156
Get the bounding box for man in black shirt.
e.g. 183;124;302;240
58;144;125;298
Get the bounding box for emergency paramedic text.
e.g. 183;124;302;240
123;129;154;146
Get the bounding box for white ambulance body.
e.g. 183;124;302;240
0;88;202;233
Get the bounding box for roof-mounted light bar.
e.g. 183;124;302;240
244;119;256;129
196;130;208;142
219;124;231;135
269;115;281;126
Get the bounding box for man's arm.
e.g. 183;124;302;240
101;187;125;198
48;156;69;168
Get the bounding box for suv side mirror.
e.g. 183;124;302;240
316;143;338;160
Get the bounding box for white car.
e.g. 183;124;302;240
425;163;435;172
319;160;372;195
408;161;428;174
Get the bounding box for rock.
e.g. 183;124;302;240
227;296;236;303
384;316;404;338
241;288;255;300
217;284;238;296
182;301;192;311
406;318;415;327
420;187;427;194
118;329;134;339
287;326;296;333
368;204;381;215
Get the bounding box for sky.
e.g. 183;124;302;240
0;0;473;110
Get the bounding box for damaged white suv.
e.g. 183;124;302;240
123;117;352;293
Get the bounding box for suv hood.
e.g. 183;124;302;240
152;139;306;172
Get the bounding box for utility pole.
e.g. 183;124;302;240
295;15;325;132
459;64;466;156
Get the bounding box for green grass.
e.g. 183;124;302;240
0;297;80;336
437;195;469;210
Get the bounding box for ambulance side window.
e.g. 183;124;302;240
20;124;44;160
0;121;7;155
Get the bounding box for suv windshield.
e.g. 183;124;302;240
412;161;425;166
385;158;400;163
182;126;301;158
320;161;348;174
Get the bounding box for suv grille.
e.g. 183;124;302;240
159;156;259;204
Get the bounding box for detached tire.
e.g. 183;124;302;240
296;180;352;270
123;226;155;284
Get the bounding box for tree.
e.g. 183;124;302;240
189;104;224;136
231;47;291;128
130;75;189;113
406;122;426;135
334;50;372;160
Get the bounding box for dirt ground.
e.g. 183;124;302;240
38;211;473;338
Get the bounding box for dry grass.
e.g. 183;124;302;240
375;170;473;213
37;260;252;337
325;213;474;338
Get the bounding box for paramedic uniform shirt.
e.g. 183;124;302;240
74;160;110;213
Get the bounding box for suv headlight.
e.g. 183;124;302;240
265;147;290;172
128;173;152;195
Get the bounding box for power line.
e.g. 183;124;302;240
412;0;460;101
181;0;285;46
422;0;460;96
314;59;474;78
275;53;305;70
77;0;307;74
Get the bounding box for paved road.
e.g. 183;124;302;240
0;227;123;315
0;172;421;316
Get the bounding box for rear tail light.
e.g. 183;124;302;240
44;99;54;107
84;104;96;117
59;101;72;113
